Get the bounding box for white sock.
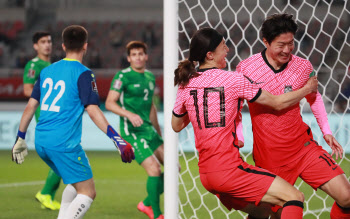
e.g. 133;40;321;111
57;184;77;219
62;194;93;219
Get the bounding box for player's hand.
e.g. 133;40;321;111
127;112;143;127
111;136;135;163
238;140;244;148
12;136;28;164
324;134;343;160
306;76;318;93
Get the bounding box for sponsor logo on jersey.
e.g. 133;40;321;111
134;84;140;87
28;69;35;78
243;75;264;85
113;79;122;89
91;81;98;92
284;85;293;93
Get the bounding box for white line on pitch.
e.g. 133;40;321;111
0;181;45;188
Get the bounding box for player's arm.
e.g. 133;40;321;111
172;112;190;133
79;71;134;163
150;103;162;136
255;76;318;110
105;90;143;127
12;79;41;164
85;105;134;163
305;82;343;159
23;84;34;97
235;104;244;148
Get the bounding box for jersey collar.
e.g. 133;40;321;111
197;67;217;72
261;49;289;74
63;58;80;62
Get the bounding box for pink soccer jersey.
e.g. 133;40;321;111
173;68;261;173
237;50;331;169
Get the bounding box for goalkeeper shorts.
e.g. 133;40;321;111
36;145;93;184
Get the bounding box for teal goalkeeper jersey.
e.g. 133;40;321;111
110;67;156;134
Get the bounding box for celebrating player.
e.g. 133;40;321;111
12;25;135;219
172;27;319;219
22;31;62;211
236;13;350;219
106;41;164;219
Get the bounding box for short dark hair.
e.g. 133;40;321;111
32;31;51;44
261;13;298;44
62;25;88;52
126;41;147;55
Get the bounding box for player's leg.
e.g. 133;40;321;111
36;169;61;210
319;174;350;218
39;145;94;219
261;176;304;219
141;155;162;219
298;144;350;218
57;184;77;219
59;178;95;219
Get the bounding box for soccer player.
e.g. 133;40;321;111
172;27;319;219
12;25;135;219
23;31;62;210
236;13;350;219
105;41;164;219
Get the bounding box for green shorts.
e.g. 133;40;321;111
123;130;163;164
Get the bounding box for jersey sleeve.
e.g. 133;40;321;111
23;61;37;84
31;76;41;101
173;87;187;117
77;70;100;107
110;71;126;93
236;73;262;102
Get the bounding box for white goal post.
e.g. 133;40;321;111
164;1;350;218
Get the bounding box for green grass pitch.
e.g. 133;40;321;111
1;150;349;218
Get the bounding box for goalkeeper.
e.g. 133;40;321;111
23;31;62;211
12;25;135;219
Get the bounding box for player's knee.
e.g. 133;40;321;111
337;190;350;208
288;190;304;203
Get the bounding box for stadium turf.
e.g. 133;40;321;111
1;150;349;218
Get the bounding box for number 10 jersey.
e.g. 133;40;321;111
173;68;261;173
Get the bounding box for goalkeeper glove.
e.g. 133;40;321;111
12;130;28;164
107;125;135;163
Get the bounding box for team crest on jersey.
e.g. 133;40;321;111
91;81;98;92
149;82;154;90
28;69;35;78
113;79;122;89
284;85;293;93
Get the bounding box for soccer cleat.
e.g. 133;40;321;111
137;201;154;219
155;215;164;219
52;200;61;210
35;191;58;210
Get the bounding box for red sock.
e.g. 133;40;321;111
330;202;350;219
281;200;304;219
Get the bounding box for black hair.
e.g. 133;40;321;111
174;27;223;86
62;25;88;52
32;31;51;44
261;13;298;44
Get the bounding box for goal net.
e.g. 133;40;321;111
171;0;350;218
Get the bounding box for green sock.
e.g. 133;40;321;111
143;176;161;218
41;169;61;200
144;173;164;206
